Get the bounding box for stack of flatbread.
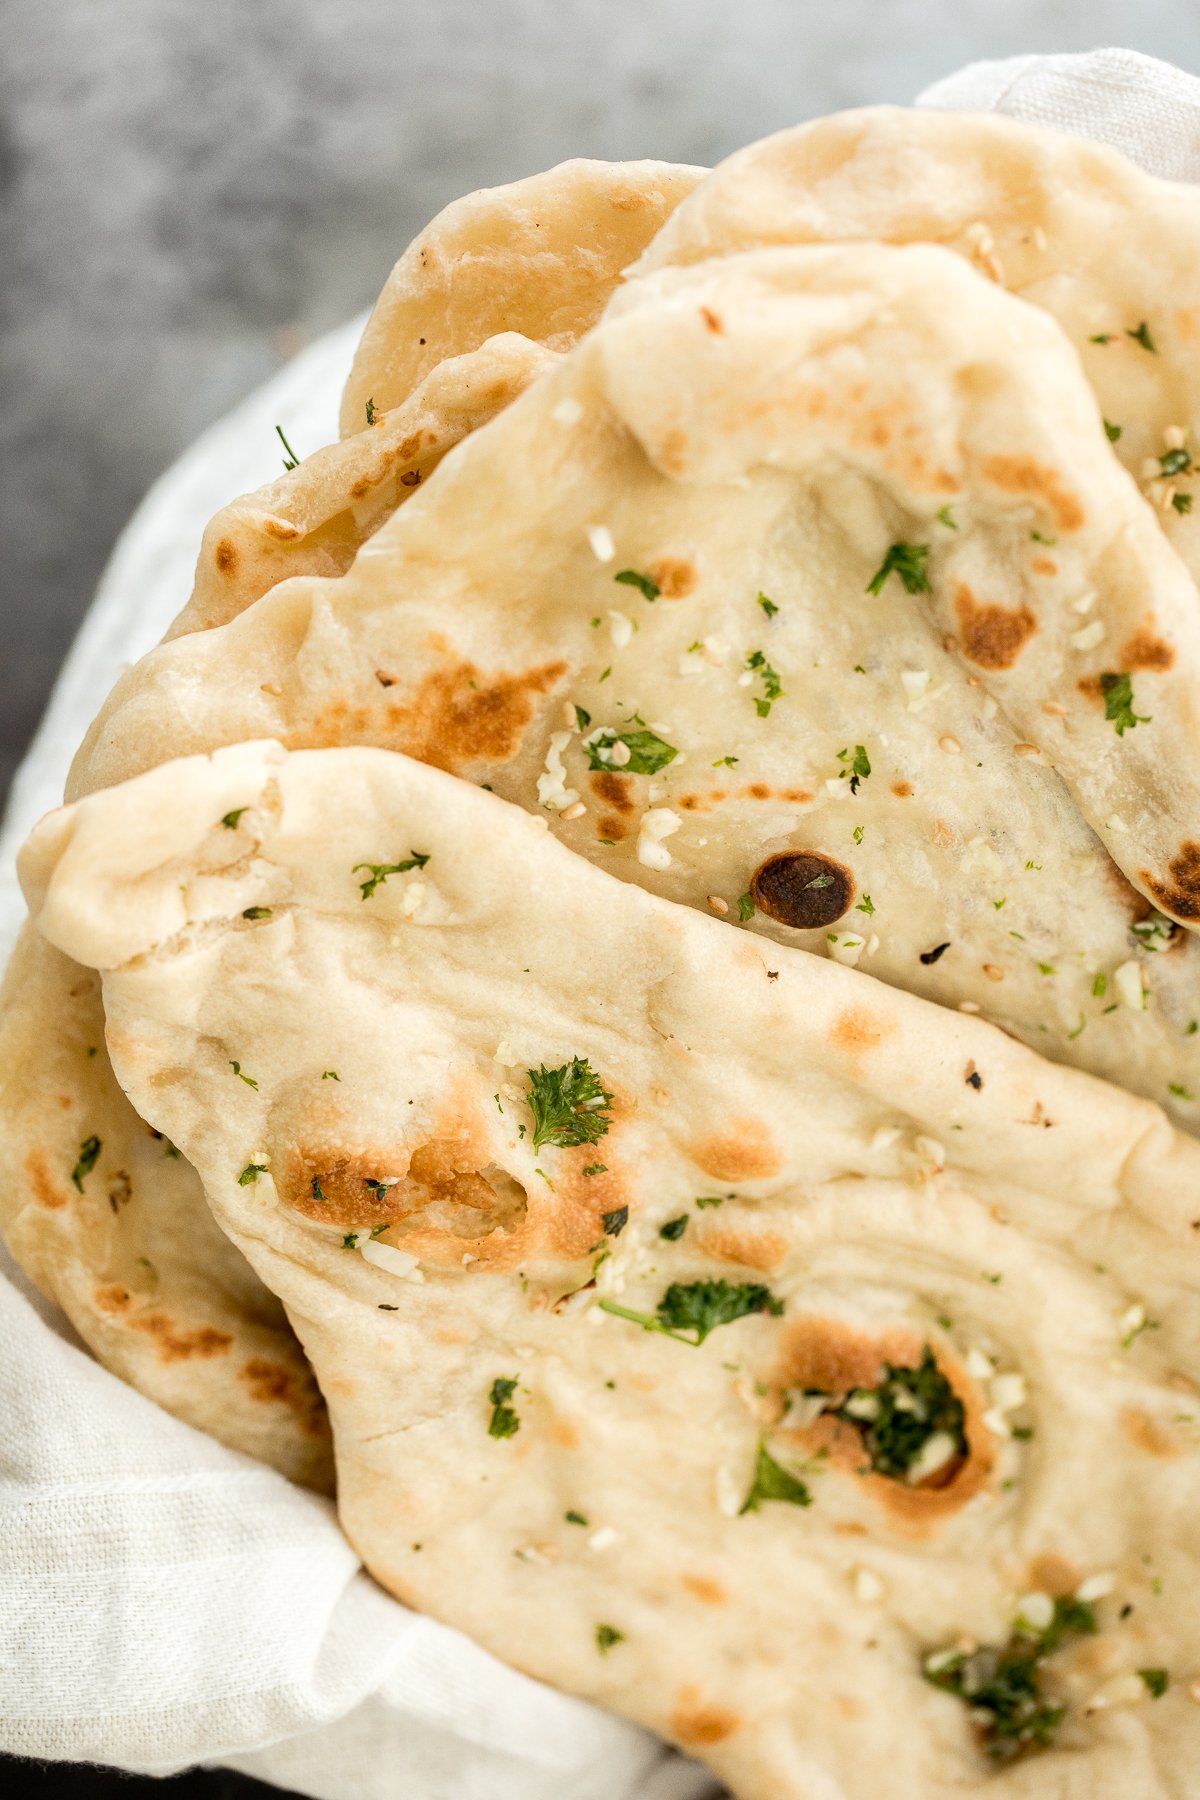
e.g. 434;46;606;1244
4;113;1200;1796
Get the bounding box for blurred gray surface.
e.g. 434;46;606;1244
4;1;1200;811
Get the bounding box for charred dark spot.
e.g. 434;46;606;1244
920;942;951;965
750;851;855;929
375;669;398;687
1141;841;1200;921
964;1062;983;1090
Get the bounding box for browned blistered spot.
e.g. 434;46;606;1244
214;538;237;575
239;1356;328;1441
742;783;771;800
57;1094;71;1110
771;1318;993;1528
375;669;398;688
262;518;301;542
597;813;627;841
128;1315;233;1363
1141;840;1200;922
398;432;422;459
954;582;1037;670
671;1698;741;1746
1031;556;1058;576
783;787;814;803
693;1120;780;1182
694;1221;789;1272
980;454;1085;531
928;818;960;851
698;305;723;335
680;1573;727;1605
678;794;704;812
752;850;855;929
368;658;567;774
892;780;913;798
284;1136;510;1231
25;1149;68;1210
1121;629;1175;672
649;555;698;597
349;477;371;500
1027;1553;1082;1598
836;1695;866;1721
590;771;636;813
94;1284;132;1314
830;1006;895;1055
1122;1406;1183;1458
1174;305;1200;344
1077;672;1103;702
551;1416;581;1450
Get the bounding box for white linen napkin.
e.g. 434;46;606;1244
3;47;1198;1797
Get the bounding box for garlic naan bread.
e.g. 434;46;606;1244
0;158;699;1481
340;157;704;435
72;246;1200;1127
636;107;1200;574
21;740;1200;1799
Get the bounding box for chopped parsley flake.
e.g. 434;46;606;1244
238;1162;268;1185
565;1510;588;1526
713;754;739;768
757;592;779;617
736;892;755;922
311;1177;326;1203
613;568;660;601
353;850;430;899
855;894;875;916
322;1070;340;1081
936;505;957;530
365;397;378;426
582;1163;607;1177
659;1214;689;1240
275;424;301;469
745;650;784;717
828;1346;966;1482
1103;419;1123;443
242;906;272;920
1093;973;1108;998
71;1135;101;1192
1169;1083;1193;1100
853;824;865;845
867;541;932;596
595;1623;624;1653
1138;1668;1170;1698
602;1206;629;1237
1160;446;1192;477
574;704;591;730
229;1061;258;1089
1099;671;1150;736
739;1441;813;1513
695;1193;731;1209
221;809;247;829
527;1058;613;1151
598;1278;783;1346
1173;491;1193;514
837;743;871;792
487;1376;521;1439
1126;320;1157;353
584;727;677;774
923;1598;1096;1762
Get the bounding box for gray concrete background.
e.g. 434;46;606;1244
5;1;1200;810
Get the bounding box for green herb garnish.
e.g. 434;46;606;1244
565;1510;588;1526
867;541;931;596
238;1163;268;1185
1103;419;1123;443
487;1376;521;1439
229;1061;258;1089
595;1623;624;1653
1099;671;1150;736
856;894;875;915
1173;492;1194;514
745;650;784;717
936;505;957;530
584;728;677;775
613;568;660;601
221;809;247;830
365;398;378;426
736;892;755;922
574;704;591;731
1126;320;1157;353
71;1135;101;1192
923;1597;1096;1761
837;743;871;793
242;906;272;920
828;1346;966;1482
602;1206;629;1237
275;424;302;470
757;592;779;617
1160;446;1191;477
527;1058;613;1152
599;1279;783;1346
1138;1668;1169;1698
354;850;430;899
739;1441;813;1513
659;1214;689;1240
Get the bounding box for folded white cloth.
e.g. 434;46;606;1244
3;47;1198;1798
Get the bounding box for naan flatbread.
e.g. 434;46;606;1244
22;739;1200;1799
636;106;1200;574
70;246;1200;1127
0;160;699;1480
